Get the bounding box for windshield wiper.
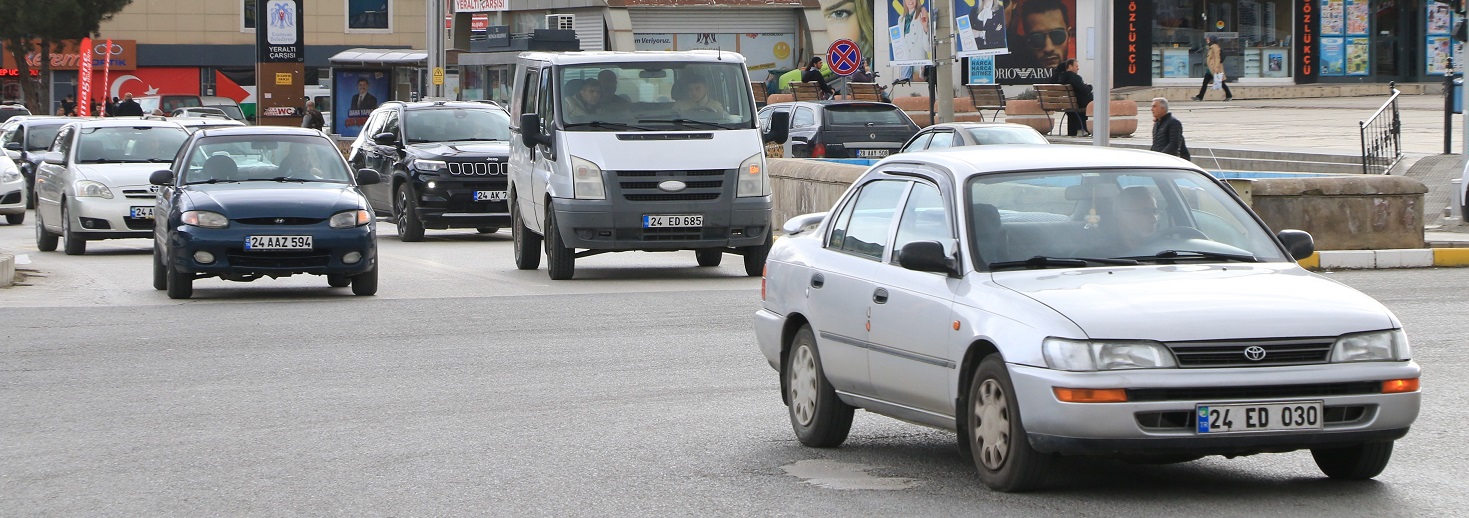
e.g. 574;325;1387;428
185;178;240;185
637;118;734;129
989;256;1140;271
1124;250;1261;263
450;137;505;142
563;120;654;131
238;176;311;183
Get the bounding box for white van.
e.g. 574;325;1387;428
508;51;788;280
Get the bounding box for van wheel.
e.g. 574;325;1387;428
511;197;541;270
395;184;425;242
35;210;58;251
153;245;168;290
61;201;86;255
544;210;574;280
695;249;723;267
742;233;772;277
1312;441;1394;480
968;355;1052;492
351;265;379;296
166;261;193;299
784;325;853;447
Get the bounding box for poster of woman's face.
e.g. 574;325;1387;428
819;0;876;67
957;0;1008;56
888;0;933;66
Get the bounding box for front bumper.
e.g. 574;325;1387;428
1007;361;1421;457
414;178;511;229
166;223;377;277
549;195;771;251
1;183;24;214
68;190;155;239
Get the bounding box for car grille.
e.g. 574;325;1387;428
447;161;505;176
227;250;331;269
1126;381;1382;403
616;133;713;141
1165;337;1334;368
629;227;728;242
122;189;156;200
235;217;325;225
123;217;154;230
614;169;726;202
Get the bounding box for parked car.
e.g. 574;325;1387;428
755;145;1419;492
135;94;202;116
1;103;31;122
348;100;512;242
165;115;246;134
169;107;232;119
1;153;25;224
199;95;247;123
1;115;76;208
758;100;918;159
899;122;1049;153
149;126;382;299
33;118;190;254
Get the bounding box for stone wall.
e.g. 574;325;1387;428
769;158;865;226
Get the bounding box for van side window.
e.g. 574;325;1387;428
535;68;553;133
520;68;540;119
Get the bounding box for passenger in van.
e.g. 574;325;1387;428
672;76;726;116
596;70;630;107
563;79;603;121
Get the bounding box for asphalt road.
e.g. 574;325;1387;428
2;217;1466;516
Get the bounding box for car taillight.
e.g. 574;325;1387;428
811;143;825;158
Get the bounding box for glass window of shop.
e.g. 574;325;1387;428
1152;0;1294;80
459;65;514;105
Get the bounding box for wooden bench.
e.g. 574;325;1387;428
1034;84;1083;135
847;82;883;101
965;84;1005;122
790;82;824;101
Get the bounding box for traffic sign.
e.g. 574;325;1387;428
827;39;861;77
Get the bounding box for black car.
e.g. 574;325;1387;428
1;116;75;208
347;100;512;241
0;103;30;123
150;126;382;299
757;101;919;160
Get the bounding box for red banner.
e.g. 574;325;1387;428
101;39;112;115
77;37;92;116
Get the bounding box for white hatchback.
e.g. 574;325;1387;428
755;146;1420;492
1;153;26;224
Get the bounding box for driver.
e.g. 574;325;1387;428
672;76;726;116
278;147;323;178
1106;186;1160;251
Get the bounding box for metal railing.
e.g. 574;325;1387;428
1359;82;1402;175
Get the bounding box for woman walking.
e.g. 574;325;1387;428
1193;36;1232;101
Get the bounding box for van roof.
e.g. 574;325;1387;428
517;50;748;66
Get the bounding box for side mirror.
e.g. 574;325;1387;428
519;113;544;148
897;241;957;275
763;111;789;144
372;132;398;146
1277;229;1315;261
3;141;20;151
148;169;174;186
781;212;828;235
356;168;382;186
42;151;65;165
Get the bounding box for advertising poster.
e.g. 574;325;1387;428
888;0;933;67
955;0;1009;58
994;0;1077;84
1162;49;1190;78
334;69;389;138
1429;1;1452;34
1427;36;1453;75
676;33;729;52
1345;0;1369;36
1425;2;1461;76
1263;48;1289;78
1345;37;1370;75
1320;37;1345;76
820;0;876;68
968;55;995;84
632;34;674;52
1320;0;1345;35
739;34;797;73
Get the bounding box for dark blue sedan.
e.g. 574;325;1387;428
150;126;382;299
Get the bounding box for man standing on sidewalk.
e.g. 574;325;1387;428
1193;36;1233;101
1150;98;1189;159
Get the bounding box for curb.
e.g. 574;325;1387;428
1;252;14;288
1300;248;1469;269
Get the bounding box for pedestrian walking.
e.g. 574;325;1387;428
1150;97;1189;159
1054;58;1093;136
301;100;325;130
1193;36;1233;101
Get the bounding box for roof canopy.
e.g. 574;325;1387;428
328;48;427;67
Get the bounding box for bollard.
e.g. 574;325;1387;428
1452;178;1464;220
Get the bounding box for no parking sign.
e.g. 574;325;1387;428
826;39;862;76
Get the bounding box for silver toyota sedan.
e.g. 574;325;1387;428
755;145;1420;492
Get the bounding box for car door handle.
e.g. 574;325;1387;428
873;288;888;304
810;273;824;289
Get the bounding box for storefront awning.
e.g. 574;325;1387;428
328;48;428;67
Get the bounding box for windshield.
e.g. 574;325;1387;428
967;169;1288;269
28;124;64;150
557;62;755;131
182;136;352;184
403;107;511;143
76;126;190;163
208;105;246;120
824;105;911;126
965;126;1049;145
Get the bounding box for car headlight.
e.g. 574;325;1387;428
736;153;769;197
181;210;229;229
1043;338;1178;371
330;209;373;228
1;167;18;183
414;159;447;173
1330;329;1411;362
74;179;114;199
570;155;605;200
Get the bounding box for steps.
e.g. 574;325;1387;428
1051;137;1371;175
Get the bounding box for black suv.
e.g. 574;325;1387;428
1;115;74;208
347;100;512;241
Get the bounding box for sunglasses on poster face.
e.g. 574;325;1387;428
1026;28;1070;48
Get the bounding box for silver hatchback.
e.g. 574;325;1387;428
755;146;1420;491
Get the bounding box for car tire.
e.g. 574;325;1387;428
511;196;541;270
5;212;22;225
967;354;1052;492
61;201;86;255
695;249;723;267
35;209;57;251
1311;441;1394;480
476;227;500;234
152;245;168;290
544;210;574;280
166;260;193;300
395;183;425;242
742;233;772;277
785;325;854;447
327;274;352;288
351;264;379;296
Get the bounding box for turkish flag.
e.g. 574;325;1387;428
107;67;200;100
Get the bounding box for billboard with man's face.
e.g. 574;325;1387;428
334;69;389;138
994;0;1076;84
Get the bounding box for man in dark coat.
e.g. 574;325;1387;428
112;93;144;117
1054;58;1092;136
1149;97;1188;159
800;56;834;99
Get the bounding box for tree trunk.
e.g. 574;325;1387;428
39;36;53;114
5;39;38;113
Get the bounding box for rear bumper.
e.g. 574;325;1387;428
549;196;770;250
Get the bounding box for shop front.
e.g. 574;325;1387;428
626;7;804;82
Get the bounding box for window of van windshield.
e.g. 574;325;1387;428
557;62;754;131
76;126;189;163
403;108;511;143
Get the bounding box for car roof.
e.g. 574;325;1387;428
194;126;326;138
4;115;77;125
383;100;507;112
875;145;1200;179
763;101;897;110
923;122;1039;130
63;118;184;129
519;50;747;65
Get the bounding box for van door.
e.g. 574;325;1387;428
527;66;555;233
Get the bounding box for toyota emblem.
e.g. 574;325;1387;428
1243;346;1267;361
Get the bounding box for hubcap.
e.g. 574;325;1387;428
512;202;522;253
972;379;1011;470
396;190;407;233
788;344;818;427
